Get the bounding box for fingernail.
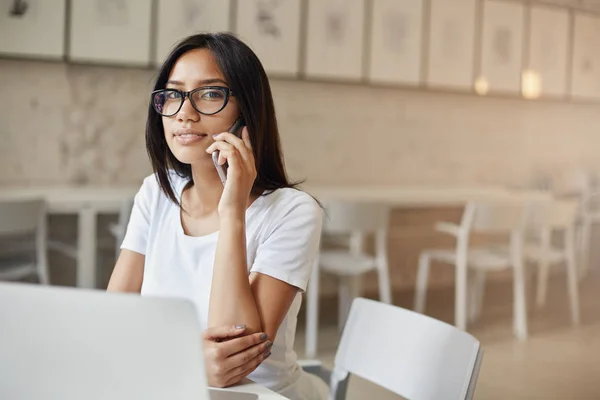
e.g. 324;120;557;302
260;333;268;341
265;341;273;349
235;324;246;330
212;134;219;139
264;351;271;359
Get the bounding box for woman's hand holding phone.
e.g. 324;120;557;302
206;125;256;219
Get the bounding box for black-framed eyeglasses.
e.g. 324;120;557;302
151;86;235;117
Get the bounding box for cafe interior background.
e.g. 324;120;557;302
3;0;600;398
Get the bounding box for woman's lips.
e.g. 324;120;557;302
173;129;207;145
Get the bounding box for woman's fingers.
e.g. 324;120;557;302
212;132;253;166
207;142;246;175
226;339;273;370
224;347;272;387
202;324;247;341
241;127;252;150
220;331;269;358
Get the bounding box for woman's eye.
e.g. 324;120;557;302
201;90;224;100
166;91;181;99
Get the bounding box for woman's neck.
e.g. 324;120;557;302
184;165;223;216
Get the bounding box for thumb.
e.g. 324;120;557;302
202;324;246;341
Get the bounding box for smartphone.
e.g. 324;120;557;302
213;116;245;185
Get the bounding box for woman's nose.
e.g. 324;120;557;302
177;96;200;122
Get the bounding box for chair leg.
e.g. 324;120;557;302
579;218;592;280
536;228;551;308
455;258;468;331
338;276;360;332
377;259;392;305
469;270;486;324
305;258;320;359
375;231;392;304
37;261;50;285
414;253;431;313
566;228;581;325
338;278;348;333
512;237;528;340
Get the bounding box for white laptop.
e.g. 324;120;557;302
0;282;258;400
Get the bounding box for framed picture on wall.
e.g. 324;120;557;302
304;0;366;81
479;0;525;94
69;0;153;66
0;0;66;59
235;0;302;77
526;5;569;98
427;0;477;90
155;0;231;66
368;0;424;86
570;12;600;100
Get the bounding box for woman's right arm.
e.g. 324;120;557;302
106;250;145;293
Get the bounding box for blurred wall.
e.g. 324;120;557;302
2;58;600;188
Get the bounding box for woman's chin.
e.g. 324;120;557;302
171;148;212;167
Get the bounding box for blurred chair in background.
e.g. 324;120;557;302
108;197;134;261
0;198;49;284
305;201;391;359
414;202;528;339
526;200;581;325
302;298;482;400
540;169;600;279
47;197;134;287
577;181;600;279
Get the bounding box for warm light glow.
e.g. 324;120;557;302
474;76;490;95
522;69;542;99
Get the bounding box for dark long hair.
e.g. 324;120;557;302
146;32;299;205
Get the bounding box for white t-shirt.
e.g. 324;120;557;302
120;172;325;399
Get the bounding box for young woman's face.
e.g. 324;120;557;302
162;48;240;166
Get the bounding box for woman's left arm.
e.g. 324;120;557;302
206;128;321;340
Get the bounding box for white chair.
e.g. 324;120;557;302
527;200;580;325
303;298;483;400
0;199;49;284
577;183;600;279
414;202;528;339
47;197;134;287
305;202;391;359
108;197;134;260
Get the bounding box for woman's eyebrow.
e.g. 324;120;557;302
166;78;228;86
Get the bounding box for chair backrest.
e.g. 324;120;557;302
0;199;46;237
331;298;482;400
118;198;134;228
461;201;525;234
322;201;390;234
527;200;580;231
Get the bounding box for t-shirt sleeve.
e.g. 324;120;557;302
120;176;156;255
250;193;323;292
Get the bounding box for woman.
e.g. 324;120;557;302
107;33;327;399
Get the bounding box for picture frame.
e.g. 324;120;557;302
426;0;477;90
69;0;153;66
0;0;66;59
155;0;231;66
304;0;366;81
479;0;525;94
235;0;302;77
368;0;424;86
526;5;570;98
570;11;600;100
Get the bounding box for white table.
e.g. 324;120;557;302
0;184;553;290
305;185;553;205
213;379;288;399
0;186;138;289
